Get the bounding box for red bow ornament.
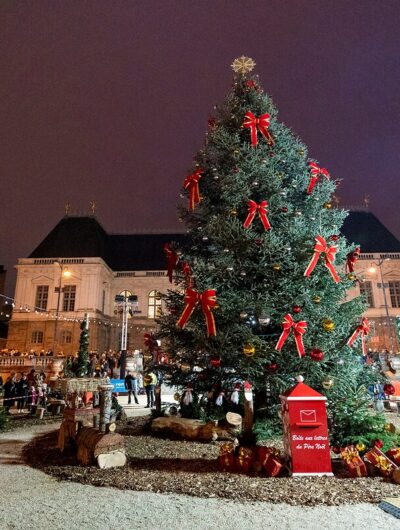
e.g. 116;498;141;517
243;200;271;231
275;313;308;358
177;288;217;337
307;162;330;194
347;318;370;355
183;169;203;211
346;247;360;273
243;111;274;147
304;235;340;283
164;243;179;283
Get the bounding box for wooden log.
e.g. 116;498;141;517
75;427;125;466
152;417;217;441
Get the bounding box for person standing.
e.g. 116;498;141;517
124;371;139;405
16;373;29;413
144;370;157;408
3;374;16;414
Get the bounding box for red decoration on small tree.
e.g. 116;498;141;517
310;348;324;362
266;362;279;373
243;111;274;147
384;383;395;395
210;357;221;368
292;305;301;314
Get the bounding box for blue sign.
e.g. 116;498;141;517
110;379;127;393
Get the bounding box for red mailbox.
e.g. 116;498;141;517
280;375;333;476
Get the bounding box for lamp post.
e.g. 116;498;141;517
115;292;139;379
52;260;71;354
369;258;395;352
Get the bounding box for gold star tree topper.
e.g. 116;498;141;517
231;56;256;75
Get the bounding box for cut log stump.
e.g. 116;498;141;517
151;416;241;442
75;427;126;468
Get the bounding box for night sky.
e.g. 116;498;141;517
1;1;400;294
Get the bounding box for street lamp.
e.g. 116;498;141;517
368;258;395;352
114;292;140;379
53;260;71;354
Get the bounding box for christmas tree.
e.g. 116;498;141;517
76;316;90;377
158;57;393;447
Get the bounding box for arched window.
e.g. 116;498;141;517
148;290;162;319
61;330;72;344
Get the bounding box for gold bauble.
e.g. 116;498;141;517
173;392;181;402
243;344;256;357
180;363;191;373
322;377;334;390
298;148;305;157
313;295;321;304
233;149;240;155
323;202;332;209
230;209;238;216
272;263;282;272
384;423;396;433
356;442;366;452
322;319;335;332
347;273;356;281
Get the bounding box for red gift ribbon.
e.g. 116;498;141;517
177;288;217;337
183;169;203;211
347;318;370;355
275;313;308;358
304;235;340;283
164;243;179;283
346;247;360;273
243;200;271;231
307;162;330;194
243;111;274;147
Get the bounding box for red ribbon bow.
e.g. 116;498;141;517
164;243;179;283
347;318;370;355
177;288;217;337
304;235;340;283
243;200;271;231
346;247;360;273
183;169;203;211
275;313;308;358
307;162;330;194
243;111;274;147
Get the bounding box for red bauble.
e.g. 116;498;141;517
384;383;395;395
210;357;221;368
281;207;288;213
266;362;279;373
232;167;239;173
170;307;178;315
310;348;324;362
374;440;384;449
246;80;258;90
268;151;275;157
330;235;340;241
255;238;264;246
292;305;301;314
332;446;341;455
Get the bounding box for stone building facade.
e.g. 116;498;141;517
6;210;400;355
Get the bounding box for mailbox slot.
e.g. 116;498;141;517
295;422;322;428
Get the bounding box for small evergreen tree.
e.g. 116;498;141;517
76;316;89;377
158;58;389;446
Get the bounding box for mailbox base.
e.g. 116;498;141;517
292;471;334;477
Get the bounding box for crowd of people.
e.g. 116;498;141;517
0;369;48;414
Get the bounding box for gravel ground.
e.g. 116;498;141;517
0;422;398;530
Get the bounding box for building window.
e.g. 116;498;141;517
61;330;72;344
35;285;49;311
31;330;43;344
388;281;400;308
102;290;106;313
63;285;76;311
360;281;374;308
148;290;162;319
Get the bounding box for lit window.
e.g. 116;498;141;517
32;330;43;344
360;281;374;308
388;281;400;308
35;286;49;311
148;290;162;319
63;285;76;312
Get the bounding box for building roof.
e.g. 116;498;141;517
29;210;400;271
341;211;400;253
29;216;187;270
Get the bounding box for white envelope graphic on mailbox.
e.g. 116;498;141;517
300;409;316;422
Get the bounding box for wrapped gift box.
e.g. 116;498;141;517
340;445;367;478
364;446;398;478
235;446;254;474
264;455;283;477
386;448;400;466
218;442;236;472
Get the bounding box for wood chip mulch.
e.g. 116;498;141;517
21;415;400;506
